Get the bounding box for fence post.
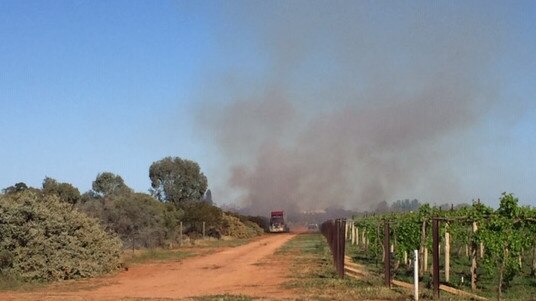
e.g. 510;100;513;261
335;219;345;278
384;222;391;288
432;217;440;299
445;222;450;282
341;219;346;278
420;220;426;275
471;221;478;291
350;223;354;244
335;219;340;275
355;226;359;246
202;221;206;238
345;220;349;239
179;221;183;246
320;219;346;279
414;249;419;301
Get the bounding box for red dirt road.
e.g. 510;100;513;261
1;232;298;300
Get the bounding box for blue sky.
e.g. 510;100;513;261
1;1;213;194
1;1;535;209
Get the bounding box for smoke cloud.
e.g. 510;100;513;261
196;1;520;215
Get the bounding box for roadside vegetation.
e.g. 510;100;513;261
279;233;406;301
122;237;256;267
0;156;265;290
123;248;196;266
0;191;122;285
288;231;478;301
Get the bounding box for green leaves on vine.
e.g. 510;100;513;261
351;193;536;299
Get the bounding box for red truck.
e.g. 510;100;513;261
269;210;289;233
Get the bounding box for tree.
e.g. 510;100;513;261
391;199;421;212
2;182;29;194
42;177;81;206
149;157;208;207
374;200;390;213
92;172;131;197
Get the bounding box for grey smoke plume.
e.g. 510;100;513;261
197;1;518;215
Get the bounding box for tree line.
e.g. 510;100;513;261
0;156;265;283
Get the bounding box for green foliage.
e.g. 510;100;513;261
443;205;470;246
221;213;264;239
79;192;179;249
42;177;81;206
478;193;527;295
161;202;185;243
2;182;29;194
392;212;420;259
417;203;432;221
355;215;383;260
84;173;180;248
0;191;122;282
182;201;223;237
80;179;263;247
149;156;208;207
91;172;132;197
352;193;536;299
467;199;493;220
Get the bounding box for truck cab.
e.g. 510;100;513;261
269;210;289;233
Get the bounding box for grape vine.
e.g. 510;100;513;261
349;193;536;300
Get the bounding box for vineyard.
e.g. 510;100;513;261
348;193;536;300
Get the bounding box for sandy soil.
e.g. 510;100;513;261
0;232;298;301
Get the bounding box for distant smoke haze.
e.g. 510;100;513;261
196;2;529;215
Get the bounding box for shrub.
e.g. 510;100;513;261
79;192;182;249
242;215;269;232
182;202;224;234
0;191;122;282
221;213;264;239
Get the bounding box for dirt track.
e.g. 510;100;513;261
1;232;298;300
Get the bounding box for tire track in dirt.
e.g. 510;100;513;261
0;232;299;300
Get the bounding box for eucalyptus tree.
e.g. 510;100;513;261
42;177;81;207
149;156;208;208
2;182;29;194
92;172;132;197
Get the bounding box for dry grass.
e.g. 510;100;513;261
277;233;408;301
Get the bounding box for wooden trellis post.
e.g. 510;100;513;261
471;221;478;291
432;218;440;299
445;222;451;283
384;222;391;288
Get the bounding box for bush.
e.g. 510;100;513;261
79;192;179;249
182;202;224;234
221;213;264;239
80;191;264;247
0;191;122;282
243;215;269;232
